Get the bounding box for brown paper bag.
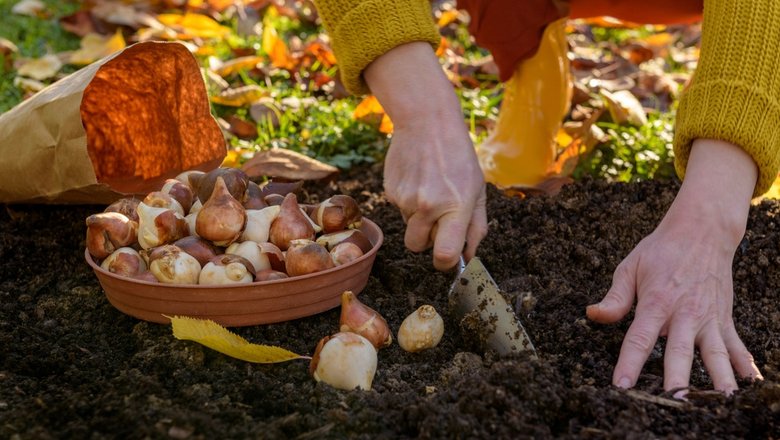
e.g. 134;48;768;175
0;41;226;204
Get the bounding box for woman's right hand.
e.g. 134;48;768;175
365;42;487;271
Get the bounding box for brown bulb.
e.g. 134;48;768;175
196;176;247;246
268;193;315;251
86;212;138;259
285;239;333;276
339;290;392;349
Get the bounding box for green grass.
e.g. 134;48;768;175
0;0;81;112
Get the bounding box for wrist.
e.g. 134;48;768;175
668;139;757;244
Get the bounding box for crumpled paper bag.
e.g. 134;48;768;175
0;41;226;204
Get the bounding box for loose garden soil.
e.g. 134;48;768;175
2;166;779;439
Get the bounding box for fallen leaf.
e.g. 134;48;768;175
16;54;62;80
353;96;393;134
225;115;258;139
156;12;231;39
600;89;647;126
210;85;266;106
437;9;459;27
303;41;336;68
213;55;264;77
69;30;127;65
59;10;100;37
11;0;45;17
13;76;46;93
0;38;18;70
91;2;146;28
262;14;295;69
169;315;308;363
761;174;780;200
249;99;281;127
241;148;339;181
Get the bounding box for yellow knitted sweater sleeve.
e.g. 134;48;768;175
674;0;780;196
313;0;440;95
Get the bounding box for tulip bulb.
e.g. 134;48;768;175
173;236;220;267
86;212;139;259
149;245;201;284
269;194;315;250
104;198;141;222
226;241;264;272
313;195;362;233
136;202;188;250
142;191;185;217
189;199;203;215
191;167;249;203
310;332;377;391
264;193;285;206
100;247;146;277
285;239;334;276
161;179;194;214
316;229;373;253
132;271;159;283
339;291;392;349
255;269;288;282
196;176;247;246
185;213;199;237
243;181;268;210
199;255;255;285
330;242;364;266
240;205;280;243
397;305;444;353
176;170;204;189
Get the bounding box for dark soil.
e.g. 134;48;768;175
2;166;780;439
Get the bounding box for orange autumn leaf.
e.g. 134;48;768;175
213;55;264;77
304;41;337;68
379;114;394;134
435;36;449;58
437;9;459;27
353;96;393;134
262;7;295;69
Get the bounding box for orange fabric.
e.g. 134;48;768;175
458;0;703;81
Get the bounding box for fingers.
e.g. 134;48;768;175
698;322;738;393
404;212;435;253
430;212;470;271
612;306;666;388
662;317;698;392
723;321;763;380
463;188;488;262
587;260;637;324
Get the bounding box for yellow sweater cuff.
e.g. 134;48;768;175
315;0;440;95
674;0;780;196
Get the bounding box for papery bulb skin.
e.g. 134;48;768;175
131;271;159;283
269;194;315;251
316;229;373;253
136;202;188;250
198;254;255;285
309;332;377;391
264;193;285;206
100;247;146;277
148;245;201;284
226;241;264;272
143;191;185;217
192;167;249;203
258;242;286;272
397;305;445;353
255;269;289;282
161;179;194;214
240;205;280;243
104;198;141;222
330;242;364;266
339;291;392;349
285;239;334;276
243;181;268;210
176;170;204;190
173;236;220;267
189;199;203;215
196;176;247;246
314;195;362;233
86;212;138;259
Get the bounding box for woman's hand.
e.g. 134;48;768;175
587;139;763;394
365;42;487;270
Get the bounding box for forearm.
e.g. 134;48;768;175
673;0;780;196
364;42;464;129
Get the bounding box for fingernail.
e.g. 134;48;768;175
673;389;689;400
617;377;631;389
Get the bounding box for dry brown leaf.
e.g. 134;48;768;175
16;54;62;80
249;99;281;127
241;148;339;181
69;31;127;66
224;115;258;139
211;85;266;107
59;10;100;37
11;0;45;17
0;38;18;70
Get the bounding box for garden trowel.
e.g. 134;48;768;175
448;257;537;357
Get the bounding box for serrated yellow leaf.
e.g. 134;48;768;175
169;315;308;363
69;30;126;66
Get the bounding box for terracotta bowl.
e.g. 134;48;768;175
85;219;383;326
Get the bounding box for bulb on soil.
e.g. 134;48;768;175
310;332;377;391
397;305;444;353
339;290;392;349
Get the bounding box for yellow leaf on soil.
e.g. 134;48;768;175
437;9;459;27
210;85;266;107
600;89;648;126
16;54;62;80
169;316;308;363
69;30;126;66
157;12;231;39
262;18;294;69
